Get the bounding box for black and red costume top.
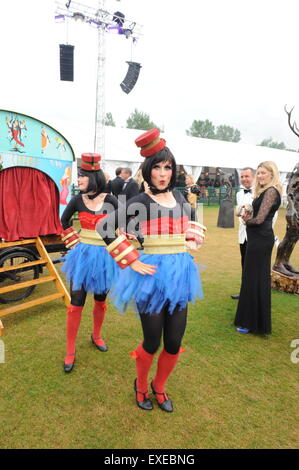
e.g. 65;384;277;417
96;189;204;314
60;193;120;294
97;189;196;247
61;194;118;232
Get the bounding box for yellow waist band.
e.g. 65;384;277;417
142;234;186;255
80;229;141;249
79;228;106;246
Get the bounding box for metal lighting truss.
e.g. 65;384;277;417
55;0;142;161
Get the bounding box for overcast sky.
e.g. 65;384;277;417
1;0;299;156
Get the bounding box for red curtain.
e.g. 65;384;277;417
0;167;63;241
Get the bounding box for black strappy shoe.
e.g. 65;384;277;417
64;353;75;373
134;379;153;410
151;381;173;412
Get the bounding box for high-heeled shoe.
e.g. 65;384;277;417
134;379;153;410
151;381;173;412
91;334;108;352
64;353;75;373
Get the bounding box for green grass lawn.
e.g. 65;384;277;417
0;206;298;449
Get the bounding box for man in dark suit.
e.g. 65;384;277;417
119;167;139;201
231;167;254;299
106;167;124;197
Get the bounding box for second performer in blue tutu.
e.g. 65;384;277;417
97;128;206;413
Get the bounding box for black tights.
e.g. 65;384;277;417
139;304;187;355
70;283;107;307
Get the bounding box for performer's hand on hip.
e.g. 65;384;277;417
130;260;156;275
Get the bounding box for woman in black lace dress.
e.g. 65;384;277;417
234;161;282;335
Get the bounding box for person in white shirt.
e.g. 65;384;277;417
231;167;255;299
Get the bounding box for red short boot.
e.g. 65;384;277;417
64;304;83;372
91;300;108;352
131;343;155;410
151;349;180;412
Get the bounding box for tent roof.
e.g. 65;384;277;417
104;127;298;173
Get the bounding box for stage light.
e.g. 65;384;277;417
123;28;133;38
113;11;125;26
88;19;103;28
106;25;120;34
120;61;141;94
106;25;132;37
59;44;74;81
73;12;85;21
55;14;65;23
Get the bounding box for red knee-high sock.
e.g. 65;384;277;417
92;300;107;347
132;343;155;402
153;349;180;403
65;305;83;364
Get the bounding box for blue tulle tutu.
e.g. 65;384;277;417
61;242;120;294
110;252;203;315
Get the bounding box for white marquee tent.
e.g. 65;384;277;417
66;124;298;197
102;127;298;186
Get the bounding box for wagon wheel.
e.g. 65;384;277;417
0;251;40;304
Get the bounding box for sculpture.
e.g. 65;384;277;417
273;161;299;277
272;106;299;293
217;171;234;228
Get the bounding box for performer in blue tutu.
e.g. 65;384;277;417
97;129;206;412
60;153;119;373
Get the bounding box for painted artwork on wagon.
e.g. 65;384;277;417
0;110;75;212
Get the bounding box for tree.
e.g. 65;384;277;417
186;119;241;142
126;109;158;130
105;112;116;127
258;137;286;150
215;125;241;142
186;119;215;139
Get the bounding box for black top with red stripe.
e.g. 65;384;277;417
97;189;196;246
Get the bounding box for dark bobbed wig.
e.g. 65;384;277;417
78;168;106;196
141;147;177;191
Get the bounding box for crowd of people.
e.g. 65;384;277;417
60;128;282;413
198;174;236;189
103;163;238;207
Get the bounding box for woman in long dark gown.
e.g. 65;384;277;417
234;161;282;335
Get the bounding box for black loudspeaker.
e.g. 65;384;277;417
59;44;74;81
120;61;141;94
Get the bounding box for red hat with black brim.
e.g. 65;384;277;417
135;128;166;157
80;153;101;171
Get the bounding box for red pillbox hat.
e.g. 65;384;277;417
135;128;166;157
80;153;101;171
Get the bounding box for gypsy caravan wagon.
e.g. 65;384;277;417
0;110;74;330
